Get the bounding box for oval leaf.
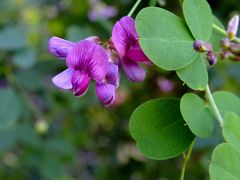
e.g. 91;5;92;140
136;7;197;70
180;93;214;138
213;91;240;116
223;112;240;152
183;0;213;40
210;143;240;180
129;98;195;160
176;55;208;90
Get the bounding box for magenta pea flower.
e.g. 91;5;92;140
51;40;115;106
112;16;151;82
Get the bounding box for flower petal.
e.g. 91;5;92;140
227;15;239;40
48;36;75;59
96;82;115;106
52;68;74;90
66;40;109;82
126;43;150;63
85;36;101;44
112;16;138;57
71;71;90;96
121;57;146;82
106;63;119;83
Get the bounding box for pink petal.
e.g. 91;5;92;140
71;71;90;96
112;16;138;57
96;82;115;106
121;57;146;82
48;36;75;59
126;43;151;63
52;68;74;90
66;40;109;82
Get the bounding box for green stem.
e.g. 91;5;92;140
180;139;195;180
128;0;141;17
205;85;224;127
212;24;240;43
212;24;227;36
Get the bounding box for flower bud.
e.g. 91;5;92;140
229;42;240;55
220;50;240;61
220;38;230;49
193;40;212;52
227;15;239;40
206;51;217;65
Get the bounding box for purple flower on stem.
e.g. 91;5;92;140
112;16;151;82
51;40;115;106
227;15;239;40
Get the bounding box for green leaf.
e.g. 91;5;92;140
0;26;27;50
0;88;21;129
129;98;195;160
209;143;240;180
210;16;225;52
183;0;213;41
176;55;208;90
13;49;37;69
213;91;240;116
223;112;240;152
136;7;197;70
180;93;214;138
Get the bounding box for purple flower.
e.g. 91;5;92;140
227;15;239;40
157;77;175;92
51;40;115;106
112;16;151;82
88;0;117;22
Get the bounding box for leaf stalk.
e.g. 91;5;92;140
128;0;142;17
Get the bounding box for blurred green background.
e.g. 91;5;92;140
0;0;239;179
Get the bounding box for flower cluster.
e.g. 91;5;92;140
193;40;217;65
48;16;151;106
220;15;240;61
